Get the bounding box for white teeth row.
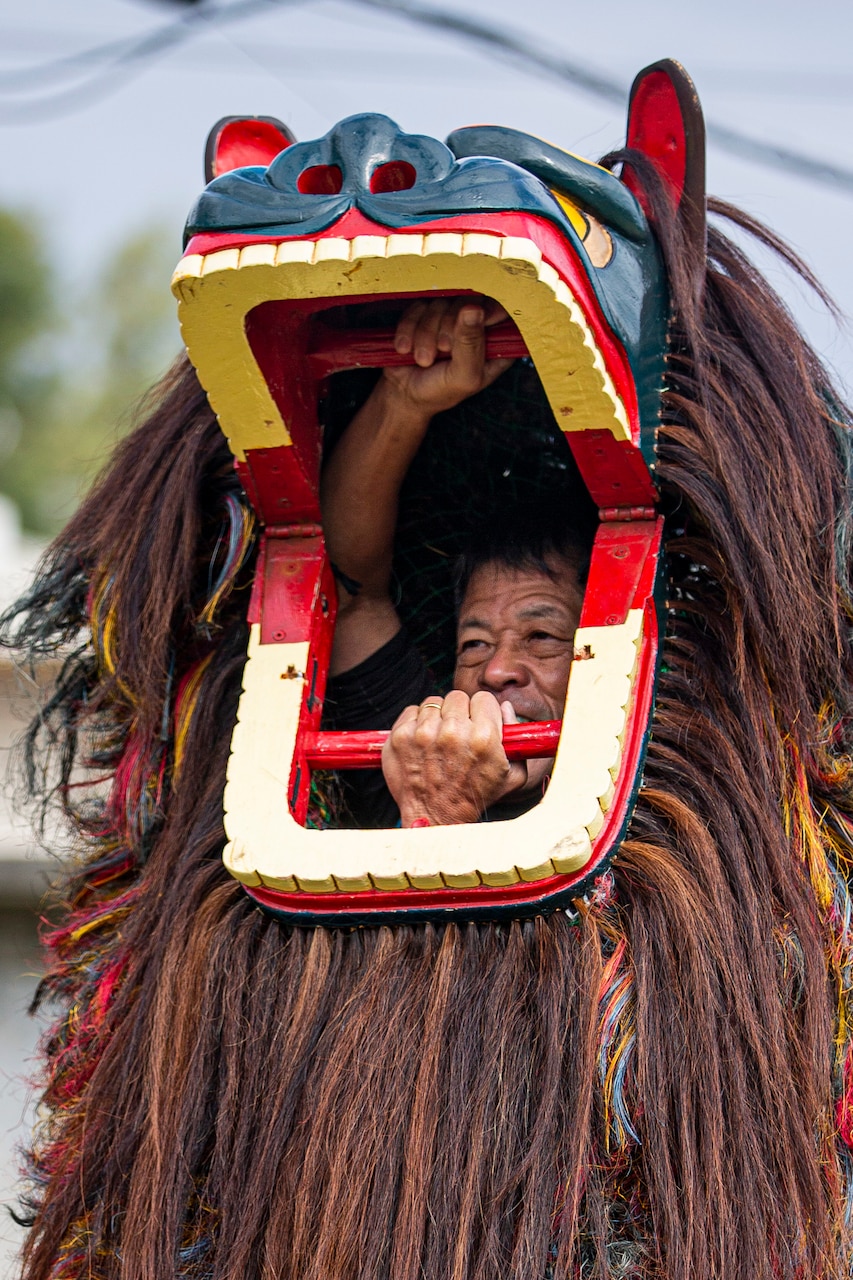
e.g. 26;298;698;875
175;229;558;274
172;231;629;438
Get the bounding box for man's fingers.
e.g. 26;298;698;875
457;304;485;337
399;298;457;368
436;307;458;354
416;696;445;720
393;301;429;355
395;298;505;349
447;305;486;389
391;296;512;408
392;703;421;728
477;693;527;794
497;703;530;793
441;689;473;720
469;689;504;732
483;299;509;326
413;301;453;367
384;686;529;825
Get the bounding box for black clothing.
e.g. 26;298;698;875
323;628;433;827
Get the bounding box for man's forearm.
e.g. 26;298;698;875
320;300;511;676
321;376;431;604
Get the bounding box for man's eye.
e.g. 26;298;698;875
527;631;569;655
457;638;489;665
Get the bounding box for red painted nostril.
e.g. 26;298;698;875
297;164;343;195
369;160;417;193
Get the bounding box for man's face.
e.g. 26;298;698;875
453;555;584;797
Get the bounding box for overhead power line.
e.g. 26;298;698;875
2;0;853;196
355;0;853;194
0;1;303;118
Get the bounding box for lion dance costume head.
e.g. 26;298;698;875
8;58;853;1280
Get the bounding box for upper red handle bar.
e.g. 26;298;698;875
302;721;562;769
306;318;529;376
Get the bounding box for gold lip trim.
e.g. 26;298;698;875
172;231;630;464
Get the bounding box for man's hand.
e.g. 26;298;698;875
382;297;511;417
382;691;528;827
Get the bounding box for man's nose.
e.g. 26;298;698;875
479;640;529;691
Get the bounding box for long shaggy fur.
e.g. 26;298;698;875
6;163;853;1280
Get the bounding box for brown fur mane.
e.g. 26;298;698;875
6;162;853;1280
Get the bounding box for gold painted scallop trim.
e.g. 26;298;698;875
172;231;630;463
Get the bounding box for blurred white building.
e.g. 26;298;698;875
0;497;52;1280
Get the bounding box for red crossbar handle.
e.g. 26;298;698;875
306;318;529;377
303;720;562;769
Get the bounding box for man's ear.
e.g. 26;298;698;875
622;59;706;263
204;116;296;182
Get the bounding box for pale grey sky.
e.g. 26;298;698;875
2;0;853;384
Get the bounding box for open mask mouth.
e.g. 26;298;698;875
172;106;677;923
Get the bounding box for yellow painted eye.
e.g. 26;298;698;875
550;189;587;238
550;190;614;269
582;213;613;268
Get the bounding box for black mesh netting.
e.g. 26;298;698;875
321;357;597;689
